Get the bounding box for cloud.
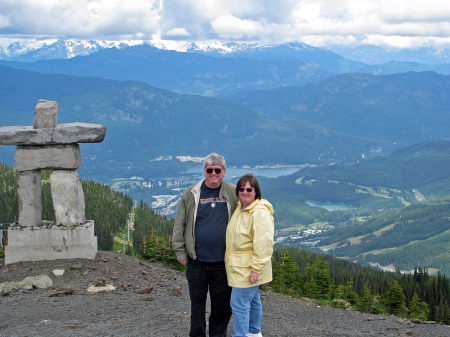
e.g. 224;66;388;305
211;15;264;40
0;0;450;48
0;0;161;39
165;28;190;37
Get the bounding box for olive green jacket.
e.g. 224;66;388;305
173;179;238;261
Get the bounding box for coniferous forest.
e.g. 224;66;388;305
270;246;450;324
1;161;450;324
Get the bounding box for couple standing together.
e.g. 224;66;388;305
173;153;275;337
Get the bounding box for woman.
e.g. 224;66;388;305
225;173;274;337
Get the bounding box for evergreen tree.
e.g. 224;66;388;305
408;293;429;321
385;282;407;317
356;284;384;314
311;254;333;298
271;245;303;296
303;274;319;299
436;299;450;325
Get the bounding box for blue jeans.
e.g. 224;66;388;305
186;257;232;337
230;286;262;337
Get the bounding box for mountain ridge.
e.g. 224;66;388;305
0;44;334;96
0;64;380;179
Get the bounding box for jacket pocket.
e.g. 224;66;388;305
228;254;252;267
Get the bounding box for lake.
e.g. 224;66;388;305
306;201;357;212
185;166;301;180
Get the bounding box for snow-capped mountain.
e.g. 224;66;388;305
0;39;331;61
0;39;364;73
0;39;144;62
329;45;450;65
2;39;450;67
187;41;322;55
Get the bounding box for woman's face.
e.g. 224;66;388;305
239;181;256;207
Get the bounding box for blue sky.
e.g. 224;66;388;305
0;0;449;49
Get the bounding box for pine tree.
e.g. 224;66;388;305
271;245;303;296
304;274;319;299
311;254;332;298
356;284;384;314
408;293;429;321
386;282;407;317
436;299;450;325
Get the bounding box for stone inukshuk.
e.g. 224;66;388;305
0;99;106;264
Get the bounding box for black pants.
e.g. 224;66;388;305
186;257;232;337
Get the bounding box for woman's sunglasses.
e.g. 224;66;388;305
206;168;222;174
239;188;254;193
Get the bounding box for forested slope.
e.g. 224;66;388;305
0;162;172;251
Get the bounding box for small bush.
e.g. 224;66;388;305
140;235;185;272
330;299;352;310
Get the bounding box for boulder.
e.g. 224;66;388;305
50;169;86;226
34;100;58;129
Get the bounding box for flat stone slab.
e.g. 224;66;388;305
15;144;81;171
0;275;53;292
0;123;106;145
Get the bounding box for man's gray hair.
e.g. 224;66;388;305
203;153;226;169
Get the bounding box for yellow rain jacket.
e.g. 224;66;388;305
225;198;274;288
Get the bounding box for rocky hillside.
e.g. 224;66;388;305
1;252;449;336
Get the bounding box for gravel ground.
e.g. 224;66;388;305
1;251;449;337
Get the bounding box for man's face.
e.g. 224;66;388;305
204;165;226;188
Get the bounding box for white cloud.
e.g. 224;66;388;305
211;15;264;39
0;0;450;48
0;0;161;39
165;28;190;37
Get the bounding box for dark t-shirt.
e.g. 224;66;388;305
195;182;229;262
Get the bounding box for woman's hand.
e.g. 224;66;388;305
249;271;259;284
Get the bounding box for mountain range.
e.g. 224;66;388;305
0;44;335;96
2;39;450;74
227;71;450;146
329;45;450;65
0;64;380;180
3;39;450;66
0;40;363;73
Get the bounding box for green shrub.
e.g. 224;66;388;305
330;298;352;310
140;234;185;272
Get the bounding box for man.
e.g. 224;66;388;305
173;153;238;337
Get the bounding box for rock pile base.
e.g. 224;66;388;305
5;221;97;264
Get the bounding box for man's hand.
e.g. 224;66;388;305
178;259;188;265
249;271;259;284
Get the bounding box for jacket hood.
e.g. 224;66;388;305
239;198;274;215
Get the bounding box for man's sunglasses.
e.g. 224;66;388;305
239;188;254;193
206;168;222;174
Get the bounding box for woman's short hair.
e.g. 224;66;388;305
235;173;262;200
203;153;226;169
